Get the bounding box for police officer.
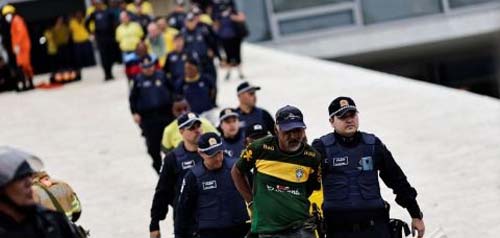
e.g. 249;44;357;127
150;112;204;238
0;147;79;238
129;56;175;173
161;96;219;154
235;82;275;134
182;12;219;84
175;132;249;238
175;55;215;115
231;105;321;237
167;0;187;31
243;123;271;146
162;34;199;83
218;108;245;158
85;0;119;80
312;97;425;238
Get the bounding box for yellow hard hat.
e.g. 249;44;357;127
2;4;16;16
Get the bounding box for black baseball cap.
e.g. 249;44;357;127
328;96;358;118
140;55;156;68
219;108;239;122
178;112;201;129
237;82;261;95
245;123;269;139
198;132;223;156
275;105;306;132
186;12;196;21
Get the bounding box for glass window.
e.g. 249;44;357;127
278;10;354;35
272;0;352;13
449;0;499;8
361;0;443;24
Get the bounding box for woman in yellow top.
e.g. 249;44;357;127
69;11;95;68
115;11;144;57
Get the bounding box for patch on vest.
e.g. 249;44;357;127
181;160;195;170
202;180;217;190
359;156;374;171
332;156;349;167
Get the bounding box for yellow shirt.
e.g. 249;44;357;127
161;118;218;152
44;30;57;55
199;14;213;25
164;27;179;54
85;6;96;33
69;18;90;43
126;1;153;16
115;22;144;52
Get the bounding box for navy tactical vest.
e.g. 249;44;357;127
320;132;384;212
237;107;264;129
191;157;248;229
172;143;202;205
133;71;173;114
222;132;245;159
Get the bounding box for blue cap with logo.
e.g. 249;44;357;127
198;132;223;156
275;105;306;132
178;112;201;130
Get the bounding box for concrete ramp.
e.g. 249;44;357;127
0;44;499;237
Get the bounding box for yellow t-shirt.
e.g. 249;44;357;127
44;30;57;55
126;1;153;16
85;6;96;33
115;22;144;52
69;18;90;43
161;118;218;152
164;27;179;54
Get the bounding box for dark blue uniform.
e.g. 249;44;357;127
150;142;202;232
221;131;245;158
85;8;120;79
174;157;249;238
182;24;219;80
312;132;422;238
163;50;200;84
235;107;275;135
175;75;215;114
167;11;187;30
129;70;175;172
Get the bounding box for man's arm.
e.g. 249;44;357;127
377;140;422;218
231;145;258;203
231;164;252;203
174;172;198;238
150;152;178;232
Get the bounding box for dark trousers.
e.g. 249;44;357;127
326;220;390;238
199;223;249;238
96;37;115;79
221;37;242;65
73;41;96;69
139;113;173;173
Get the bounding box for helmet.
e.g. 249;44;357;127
0;146;42;188
1;4;16;16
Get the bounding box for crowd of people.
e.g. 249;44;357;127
0;1;428;238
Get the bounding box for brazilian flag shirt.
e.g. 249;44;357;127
236;136;321;234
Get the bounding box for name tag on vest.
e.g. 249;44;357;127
332;156;349;167
181;160;195;170
202;180;217;190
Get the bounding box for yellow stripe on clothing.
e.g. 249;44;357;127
255;159;313;183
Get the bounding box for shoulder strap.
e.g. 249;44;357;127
33;183;65;214
360;132;376;145
320;133;336;146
